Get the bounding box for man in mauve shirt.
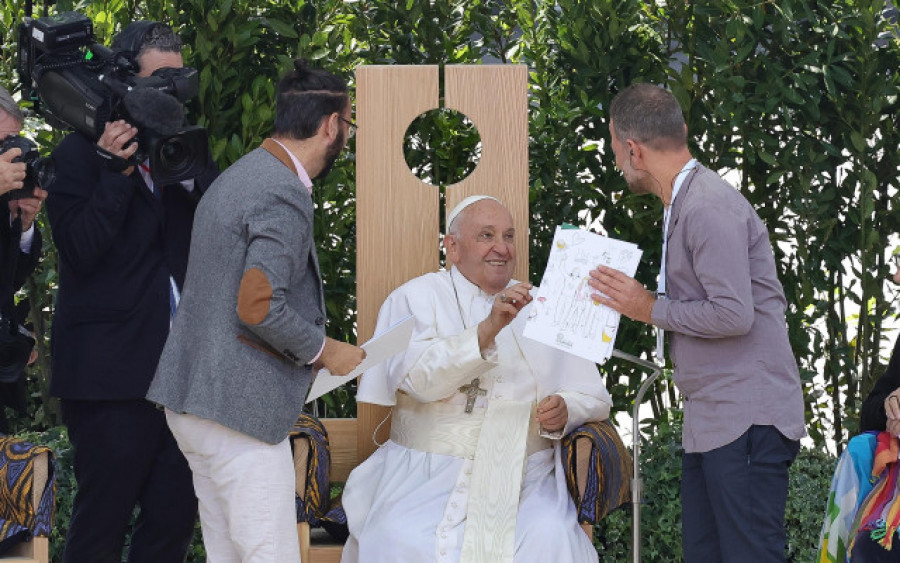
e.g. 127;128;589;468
589;83;805;563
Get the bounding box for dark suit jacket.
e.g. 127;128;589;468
0;204;41;318
860;336;900;432
47;132;218;400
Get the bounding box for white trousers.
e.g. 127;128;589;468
165;409;300;563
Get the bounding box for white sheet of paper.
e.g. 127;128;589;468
305;315;415;403
523;226;642;364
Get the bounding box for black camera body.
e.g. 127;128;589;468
17;12;209;185
0;135;54;200
0;313;34;384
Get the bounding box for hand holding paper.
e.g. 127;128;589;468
305;315;415;403
588;265;656;325
522;226;642;364
316;337;367;376
478;281;533;352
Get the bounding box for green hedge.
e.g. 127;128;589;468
593;416;837;562
1;0;898;449
0;2;894;557
0;1;892;560
15;427;206;562
16;419;835;562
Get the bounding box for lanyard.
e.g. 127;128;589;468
656;159;697;361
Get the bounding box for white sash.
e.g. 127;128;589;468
460;400;532;563
389;394;548;562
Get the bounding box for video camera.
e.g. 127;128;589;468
0;135;54;199
16;12;209;184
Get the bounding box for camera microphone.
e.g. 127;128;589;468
122;86;209;185
122;87;185;134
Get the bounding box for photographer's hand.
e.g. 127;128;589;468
97;121;139;175
8;187;48;231
0;148;26;194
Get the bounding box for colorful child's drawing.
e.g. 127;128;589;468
523;226;642;364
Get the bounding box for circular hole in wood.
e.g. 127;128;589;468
403;108;481;186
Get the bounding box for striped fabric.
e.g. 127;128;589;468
0;435;56;548
848;432;900;557
817;432;878;563
290;415;346;527
561;419;632;524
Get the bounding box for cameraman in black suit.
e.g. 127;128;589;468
45;21;218;562
0;86;46;412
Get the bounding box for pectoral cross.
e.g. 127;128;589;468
458;377;487;414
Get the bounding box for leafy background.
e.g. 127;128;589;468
1;0;899;560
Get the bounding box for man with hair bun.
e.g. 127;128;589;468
148;59;364;561
46;21;218;563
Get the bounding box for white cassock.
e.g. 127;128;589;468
341;266;611;563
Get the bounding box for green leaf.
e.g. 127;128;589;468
266;18;299;38
849;131;866;153
758;150;777;166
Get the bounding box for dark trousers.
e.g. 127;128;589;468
61;399;198;563
851;530;900;562
681;425;800;563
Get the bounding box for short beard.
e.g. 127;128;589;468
313;129;345;181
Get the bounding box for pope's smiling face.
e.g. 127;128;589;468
445;199;516;295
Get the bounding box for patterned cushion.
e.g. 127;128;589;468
561;419;631;524
0;434;56;548
290;415;346;528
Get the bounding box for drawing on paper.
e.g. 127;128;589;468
523;226;642;364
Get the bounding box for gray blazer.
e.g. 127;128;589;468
147;142;326;444
651;164;806;453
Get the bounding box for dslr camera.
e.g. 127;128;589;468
0;134;54;200
17;12;209;184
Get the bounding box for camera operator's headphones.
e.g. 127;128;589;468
111;21;160;72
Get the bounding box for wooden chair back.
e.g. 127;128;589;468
298;64;529;562
355;64;529;460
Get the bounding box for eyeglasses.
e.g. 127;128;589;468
339;117;357;138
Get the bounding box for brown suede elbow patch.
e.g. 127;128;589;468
237;268;272;325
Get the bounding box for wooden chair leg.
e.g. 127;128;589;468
580;522;592;538
298;522;311;563
5;536;49;563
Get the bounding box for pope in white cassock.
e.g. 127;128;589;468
341;195;612;563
